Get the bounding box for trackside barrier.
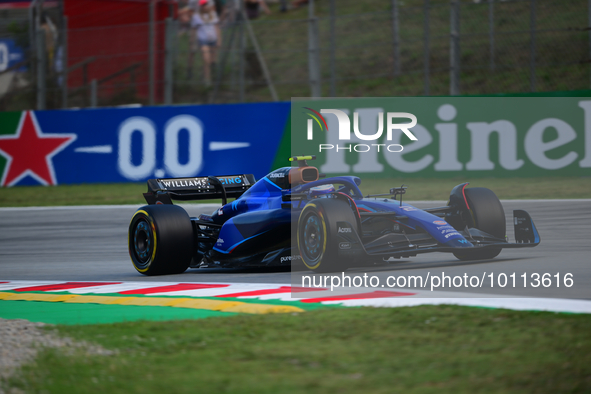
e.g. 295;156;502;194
1;96;591;187
291;97;591;179
0;103;290;186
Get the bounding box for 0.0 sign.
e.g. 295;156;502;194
117;115;203;180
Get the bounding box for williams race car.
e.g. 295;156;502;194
128;156;540;275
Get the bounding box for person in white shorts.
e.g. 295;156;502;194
191;0;221;86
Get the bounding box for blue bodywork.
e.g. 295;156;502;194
211;171;290;256
137;160;540;271
208;167;476;264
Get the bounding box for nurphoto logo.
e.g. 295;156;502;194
304;107;418;153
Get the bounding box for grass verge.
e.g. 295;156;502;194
6;306;591;393
0;177;589;207
171;0;587;105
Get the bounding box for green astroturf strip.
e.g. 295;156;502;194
0;292;340;324
0;300;237;325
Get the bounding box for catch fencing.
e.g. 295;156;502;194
0;0;588;111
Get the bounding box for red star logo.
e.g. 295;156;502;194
0;111;76;186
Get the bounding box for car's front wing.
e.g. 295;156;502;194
336;210;540;259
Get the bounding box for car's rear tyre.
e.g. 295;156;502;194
129;205;194;275
453;187;505;261
297;198;359;273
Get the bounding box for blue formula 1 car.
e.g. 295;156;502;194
128;156;540;275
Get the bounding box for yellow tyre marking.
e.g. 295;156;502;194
0;292;304;314
298;203;328;270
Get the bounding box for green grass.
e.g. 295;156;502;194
172;0;588;105
0;183;148;207
6;306;591;393
0;177;589;207
2;1;586;111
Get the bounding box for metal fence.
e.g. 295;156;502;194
0;0;588;111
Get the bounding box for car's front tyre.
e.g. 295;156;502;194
453;187;505;261
297;198;359;273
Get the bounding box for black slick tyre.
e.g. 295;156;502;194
297;198;358;273
128;205;194;275
453;187;505;261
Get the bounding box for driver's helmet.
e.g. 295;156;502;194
309;184;335;197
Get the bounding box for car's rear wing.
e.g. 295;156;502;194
143;174;256;205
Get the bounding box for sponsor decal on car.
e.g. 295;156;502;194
445;232;461;238
339;242;352;249
161;178;208;188
280;255;302;263
338;227;352;233
433;220;447;225
219;177;243;185
159;176;245;190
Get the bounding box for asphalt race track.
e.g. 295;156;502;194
1;200;590;300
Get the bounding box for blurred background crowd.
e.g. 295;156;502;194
0;0;587;111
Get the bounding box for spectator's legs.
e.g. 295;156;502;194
201;45;213;86
210;45;219;84
187;28;197;79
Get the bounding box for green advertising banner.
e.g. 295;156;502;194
291;97;591;178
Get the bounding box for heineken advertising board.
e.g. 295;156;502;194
291;97;591;178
